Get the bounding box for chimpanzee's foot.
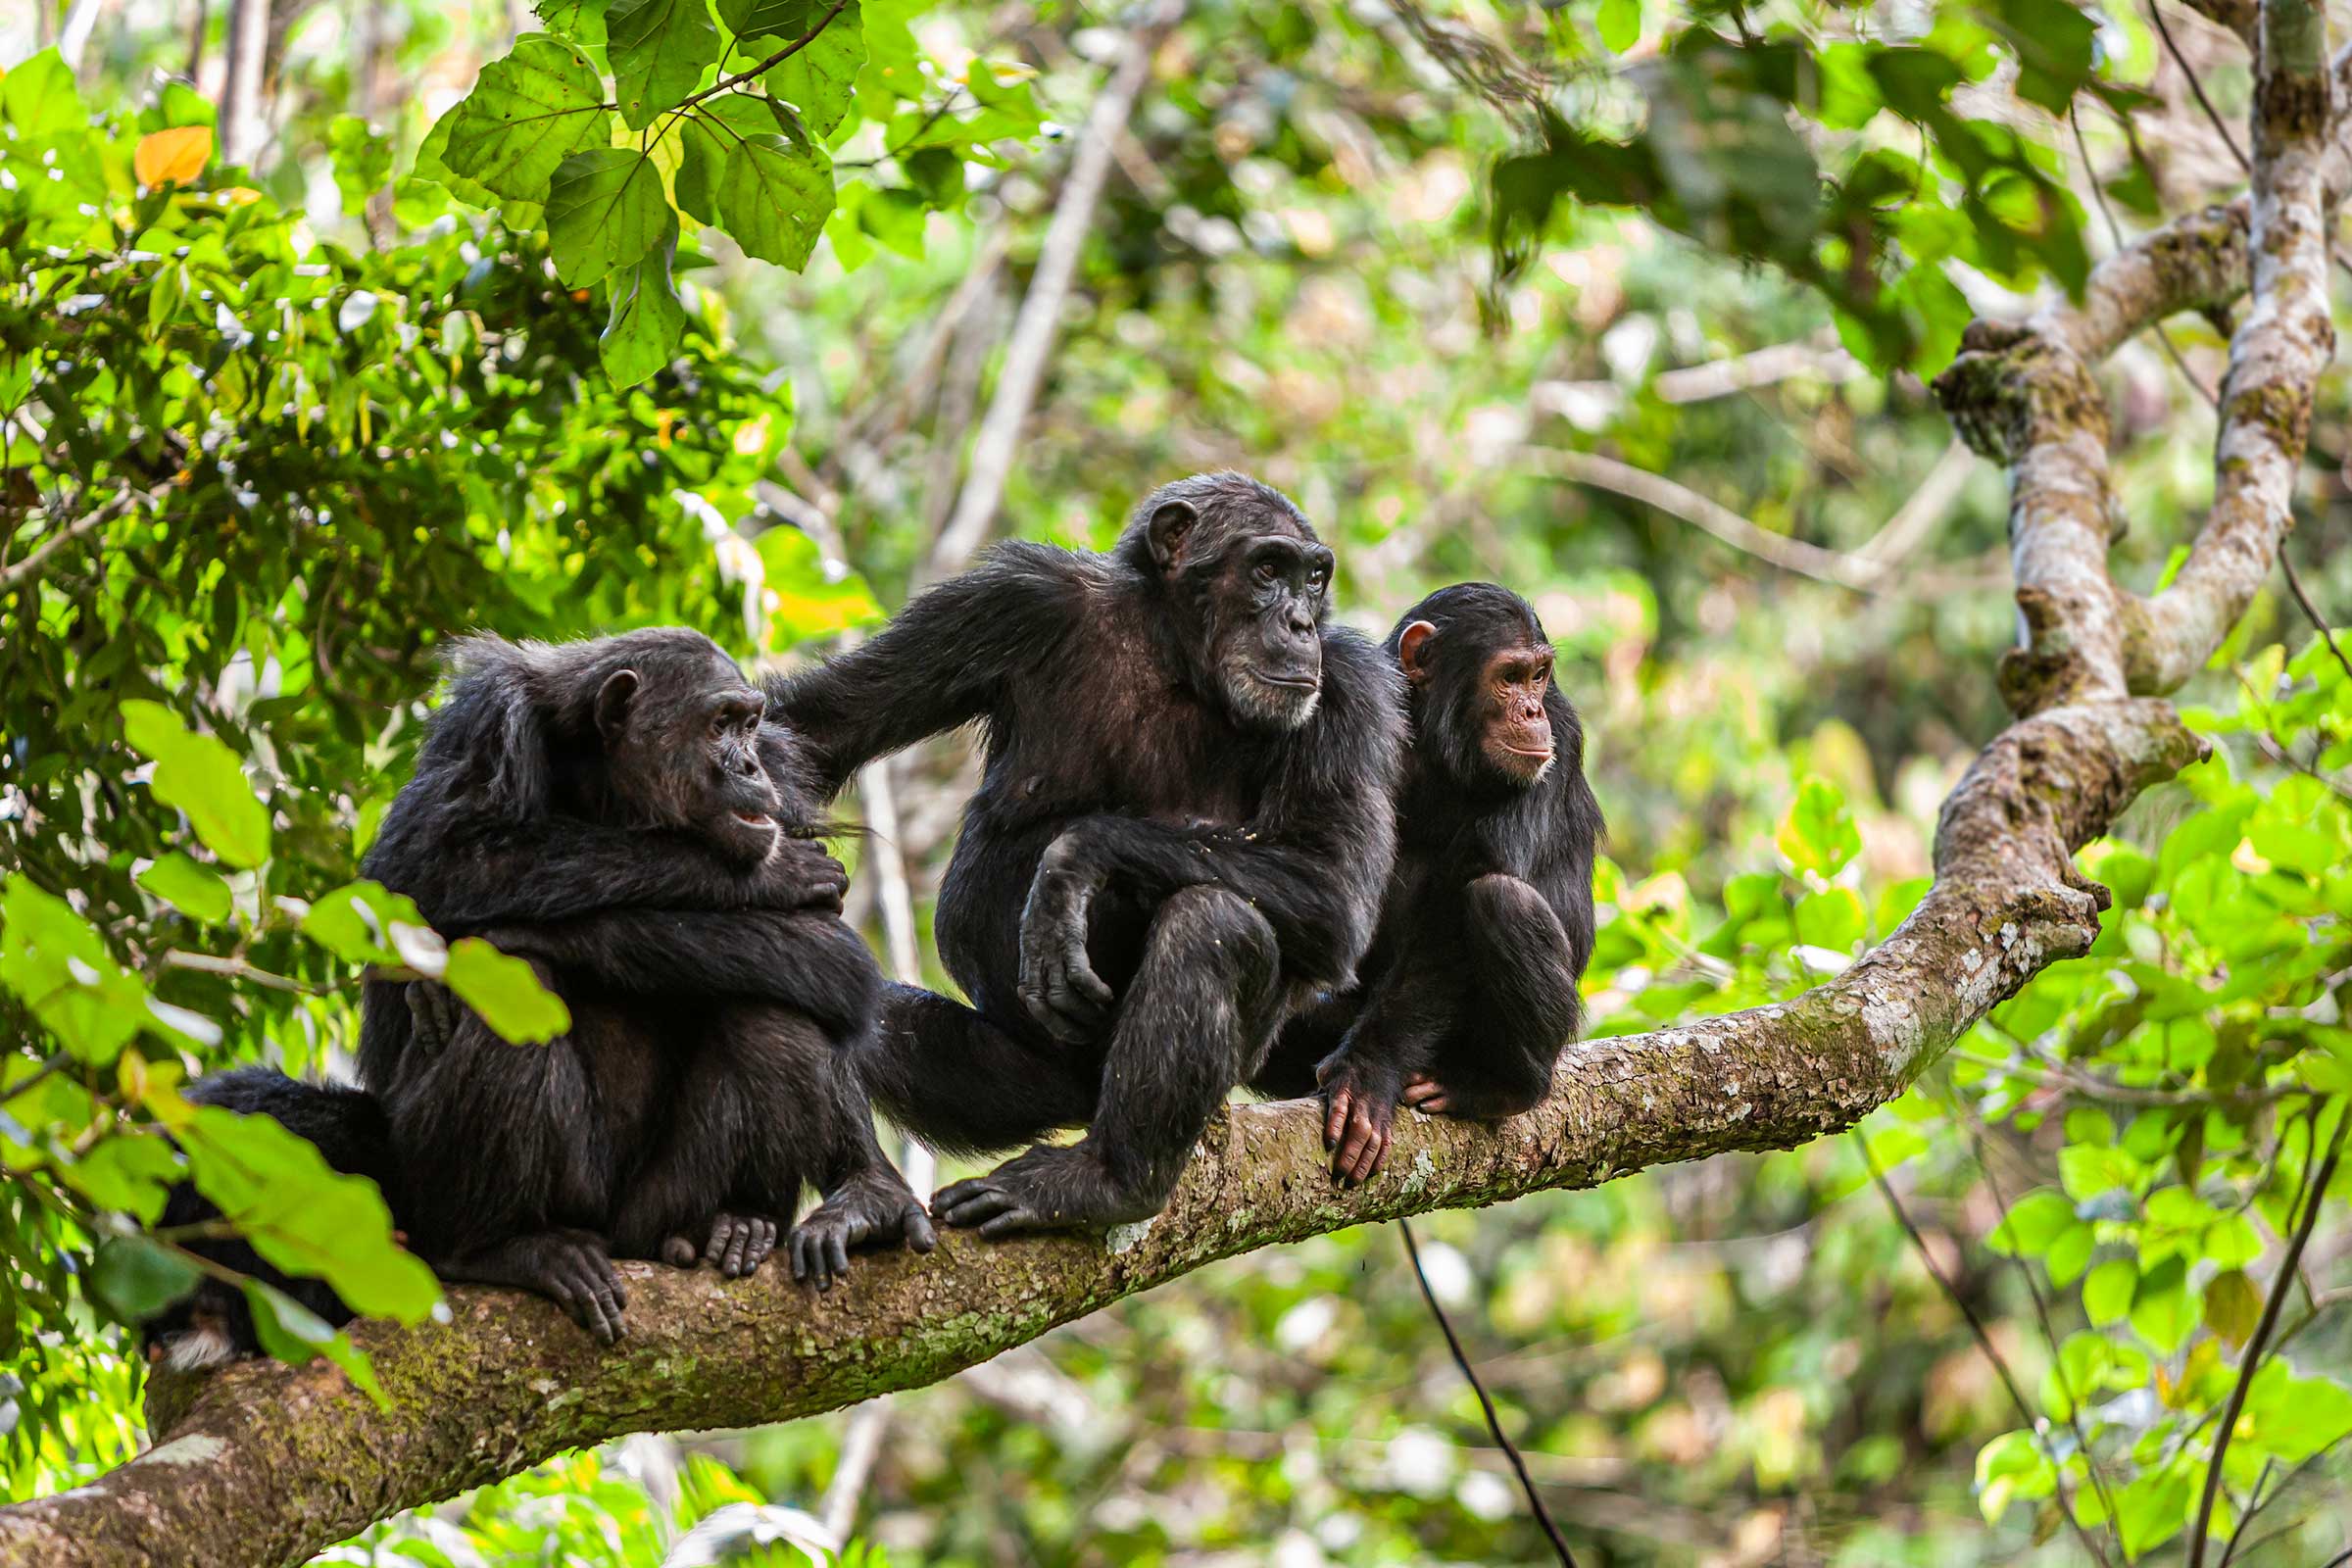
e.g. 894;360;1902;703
932;1143;1162;1239
662;1212;780;1278
1317;1053;1404;1186
1399;1073;1453;1115
440;1228;626;1344
789;1174;938;1291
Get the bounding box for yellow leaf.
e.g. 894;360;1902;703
134;125;213;188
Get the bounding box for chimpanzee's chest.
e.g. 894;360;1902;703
994;677;1263;828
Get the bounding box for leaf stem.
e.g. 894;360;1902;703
678;0;852;112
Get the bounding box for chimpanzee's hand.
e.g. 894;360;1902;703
406;980;464;1055
1017;856;1112;1044
1315;1048;1403;1187
788;1177;938;1291
761;835;850;914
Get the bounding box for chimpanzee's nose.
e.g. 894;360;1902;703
1286;604;1313;635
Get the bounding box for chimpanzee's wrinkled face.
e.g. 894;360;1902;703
1206;532;1333;730
597;647;781;863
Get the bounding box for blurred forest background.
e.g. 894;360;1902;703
4;0;2352;1562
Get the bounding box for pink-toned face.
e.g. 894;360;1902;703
1399;621;1555;784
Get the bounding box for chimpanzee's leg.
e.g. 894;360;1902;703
854;984;1102;1158
934;886;1281;1237
1401;873;1578;1121
388;985;629;1343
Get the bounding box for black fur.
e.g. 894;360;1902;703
141;1066;407;1370
769;472;1405;1236
359;628;930;1342
1261;582;1601;1182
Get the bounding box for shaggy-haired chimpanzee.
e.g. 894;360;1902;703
359;629;933;1342
140;1067;409;1371
1261;582;1601;1183
767;471;1404;1236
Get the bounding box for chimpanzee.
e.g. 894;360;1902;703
1262;582;1600;1183
140;1066;409;1371
767;472;1404;1236
358;629;932;1342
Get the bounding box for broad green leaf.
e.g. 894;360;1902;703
444;937;572;1044
1792;886;1864;953
122;700;270;868
0;874;151;1063
602;227;691;386
87;1235;201;1323
2202;1268;2263;1348
2113;1465;2192;1557
717;0;812;37
245;1281;388;1406
178;1104;441;1321
1776;776;1859;878
547;147;671;285
62;1135;183;1224
716;131;835;269
677;95;783;224
535;0;614;46
300;880;443;973
1;49;84;139
437;35;614;204
2082;1257;2136;1326
755;520;881;643
136;853;232;924
2129;1255;2194;1353
1595;0;1641;53
1985;1187;2072;1256
608;0;720;130
762;0;864;137
2043;1220;2093;1286
2254;1371;2352;1462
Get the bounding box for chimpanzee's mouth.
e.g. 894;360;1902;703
1501;743;1553;759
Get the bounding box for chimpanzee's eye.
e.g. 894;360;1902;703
1254;561;1280;585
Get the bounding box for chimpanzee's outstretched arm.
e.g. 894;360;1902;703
366;808;846;932
470;910;880;1043
763;543;1084;798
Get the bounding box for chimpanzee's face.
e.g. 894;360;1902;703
1200;531;1335;732
1471;642;1557;784
599;649;781;863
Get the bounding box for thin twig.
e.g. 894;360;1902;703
1;479;173;593
679;0;853;112
1862;1145;2117;1568
2184;1110;2345;1568
2073;104;2221;407
2150;0;2252;170
1399;1219;1578;1567
2279;548;2352;682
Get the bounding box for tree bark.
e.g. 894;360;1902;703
1;26;2339;1568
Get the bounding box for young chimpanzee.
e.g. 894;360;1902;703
768;472;1405;1237
140;1066;409;1371
1262;582;1601;1183
360;629;932;1343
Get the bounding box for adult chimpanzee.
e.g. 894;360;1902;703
767;471;1404;1237
140;1067;409;1370
1261;582;1600;1183
359;629;933;1342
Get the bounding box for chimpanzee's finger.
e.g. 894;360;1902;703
720;1219;753;1278
904;1202;939;1252
662;1234;699;1269
826;1232;850;1284
1324;1087;1352;1152
1348;1118;1388;1184
977;1206;1041;1239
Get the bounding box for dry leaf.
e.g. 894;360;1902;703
134;125;213;188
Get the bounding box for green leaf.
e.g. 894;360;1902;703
1776;776;1860;878
535;0;614;46
178;1104;442;1322
2202;1268;2263;1348
137;853;233;924
444;937;572;1044
763;0;864;137
2257;1372;2352;1462
2113;1465;2192;1557
121;700;270;868
1595;0;1641;53
716;131;835;269
716;0;812;37
1;49;85;139
327;115;394;217
87;1235;201;1323
2129;1255;2195;1353
300;880;443;971
435;35;614;205
677;95;783;224
754;520;882;642
547;147;672;285
602;226;691;386
1985;1188;2073;1256
2043;1220;2093;1286
2082;1257;2135;1326
1792;886;1865;953
63;1135;184;1224
245;1281;389;1406
0;874;152;1063
608;0;720;130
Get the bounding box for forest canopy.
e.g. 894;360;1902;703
3;0;2352;1564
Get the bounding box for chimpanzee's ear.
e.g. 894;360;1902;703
1396;620;1438;683
594;668;640;747
1147;500;1198;574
